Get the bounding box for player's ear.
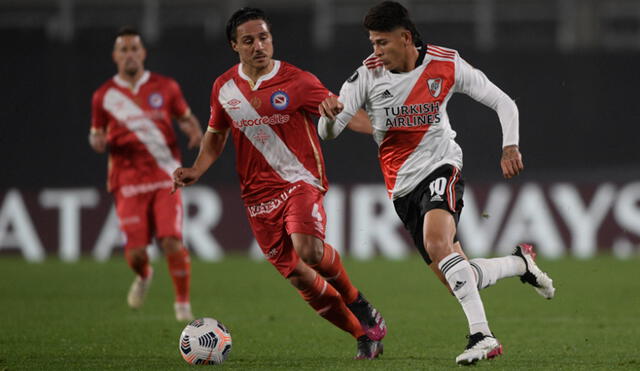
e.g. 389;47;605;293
230;40;239;53
402;30;412;46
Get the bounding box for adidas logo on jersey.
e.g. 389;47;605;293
430;194;443;202
381;90;393;99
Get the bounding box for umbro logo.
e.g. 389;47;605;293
453;280;466;292
430;194;443;202
381;89;393;98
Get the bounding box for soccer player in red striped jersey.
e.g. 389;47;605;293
172;8;385;359
90;27;202;321
319;1;555;365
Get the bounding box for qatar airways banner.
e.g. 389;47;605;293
0;182;639;262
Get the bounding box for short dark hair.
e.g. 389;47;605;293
116;26;141;40
226;7;272;44
363;1;422;46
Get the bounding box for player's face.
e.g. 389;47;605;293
112;35;146;77
369;29;412;72
231;19;273;70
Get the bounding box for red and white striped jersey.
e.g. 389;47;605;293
319;44;519;199
208;61;331;204
91;71;190;192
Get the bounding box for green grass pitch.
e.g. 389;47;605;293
1;254;639;370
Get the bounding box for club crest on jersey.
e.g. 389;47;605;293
428;78;442;98
270;90;289;111
250;96;262;109
148;92;164;108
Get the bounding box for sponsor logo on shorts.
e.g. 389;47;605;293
270;90;289;111
120;215;141;225
430;194;443;202
265;247;279;259
247;185;300;217
148;92;164;108
121;180;174;197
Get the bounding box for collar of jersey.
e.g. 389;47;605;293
113;70;150;94
238;60;281;91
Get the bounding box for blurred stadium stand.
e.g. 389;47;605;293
1;0;640;50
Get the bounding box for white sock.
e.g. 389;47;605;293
439;253;491;336
470;256;526;290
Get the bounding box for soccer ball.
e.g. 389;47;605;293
179;317;232;365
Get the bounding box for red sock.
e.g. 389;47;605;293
309;243;359;304
298;273;364;339
166;247;191;303
125;248;151;279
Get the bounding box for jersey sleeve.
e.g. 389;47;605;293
91;89;108;133
207;79;230;133
167;78;190;118
318;66;369;140
298;71;332;116
453;54;519;147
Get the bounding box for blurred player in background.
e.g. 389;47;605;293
89;27;202;321
318;1;556;365
172;8;386;359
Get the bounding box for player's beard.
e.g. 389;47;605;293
124;60;140;77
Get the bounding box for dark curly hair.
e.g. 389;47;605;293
363;1;422;46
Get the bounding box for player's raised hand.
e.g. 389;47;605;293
319;96;344;120
172;167;201;193
500;145;524;179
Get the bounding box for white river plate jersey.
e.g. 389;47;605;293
325;44;519;200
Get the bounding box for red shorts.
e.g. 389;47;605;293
114;183;183;249
246;183;327;278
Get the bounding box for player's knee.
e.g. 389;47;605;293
295;242;323;265
125;247;147;266
159;237;182;254
424;236;453;263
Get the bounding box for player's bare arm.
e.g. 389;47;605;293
500;145;524;179
88;128;107;153
347;110;373;135
177;113;203;149
172;129;229;192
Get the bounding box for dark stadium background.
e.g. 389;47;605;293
1;0;639;261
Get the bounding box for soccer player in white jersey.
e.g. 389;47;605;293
90;27;202;321
172;8;385;359
318;1;556;365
